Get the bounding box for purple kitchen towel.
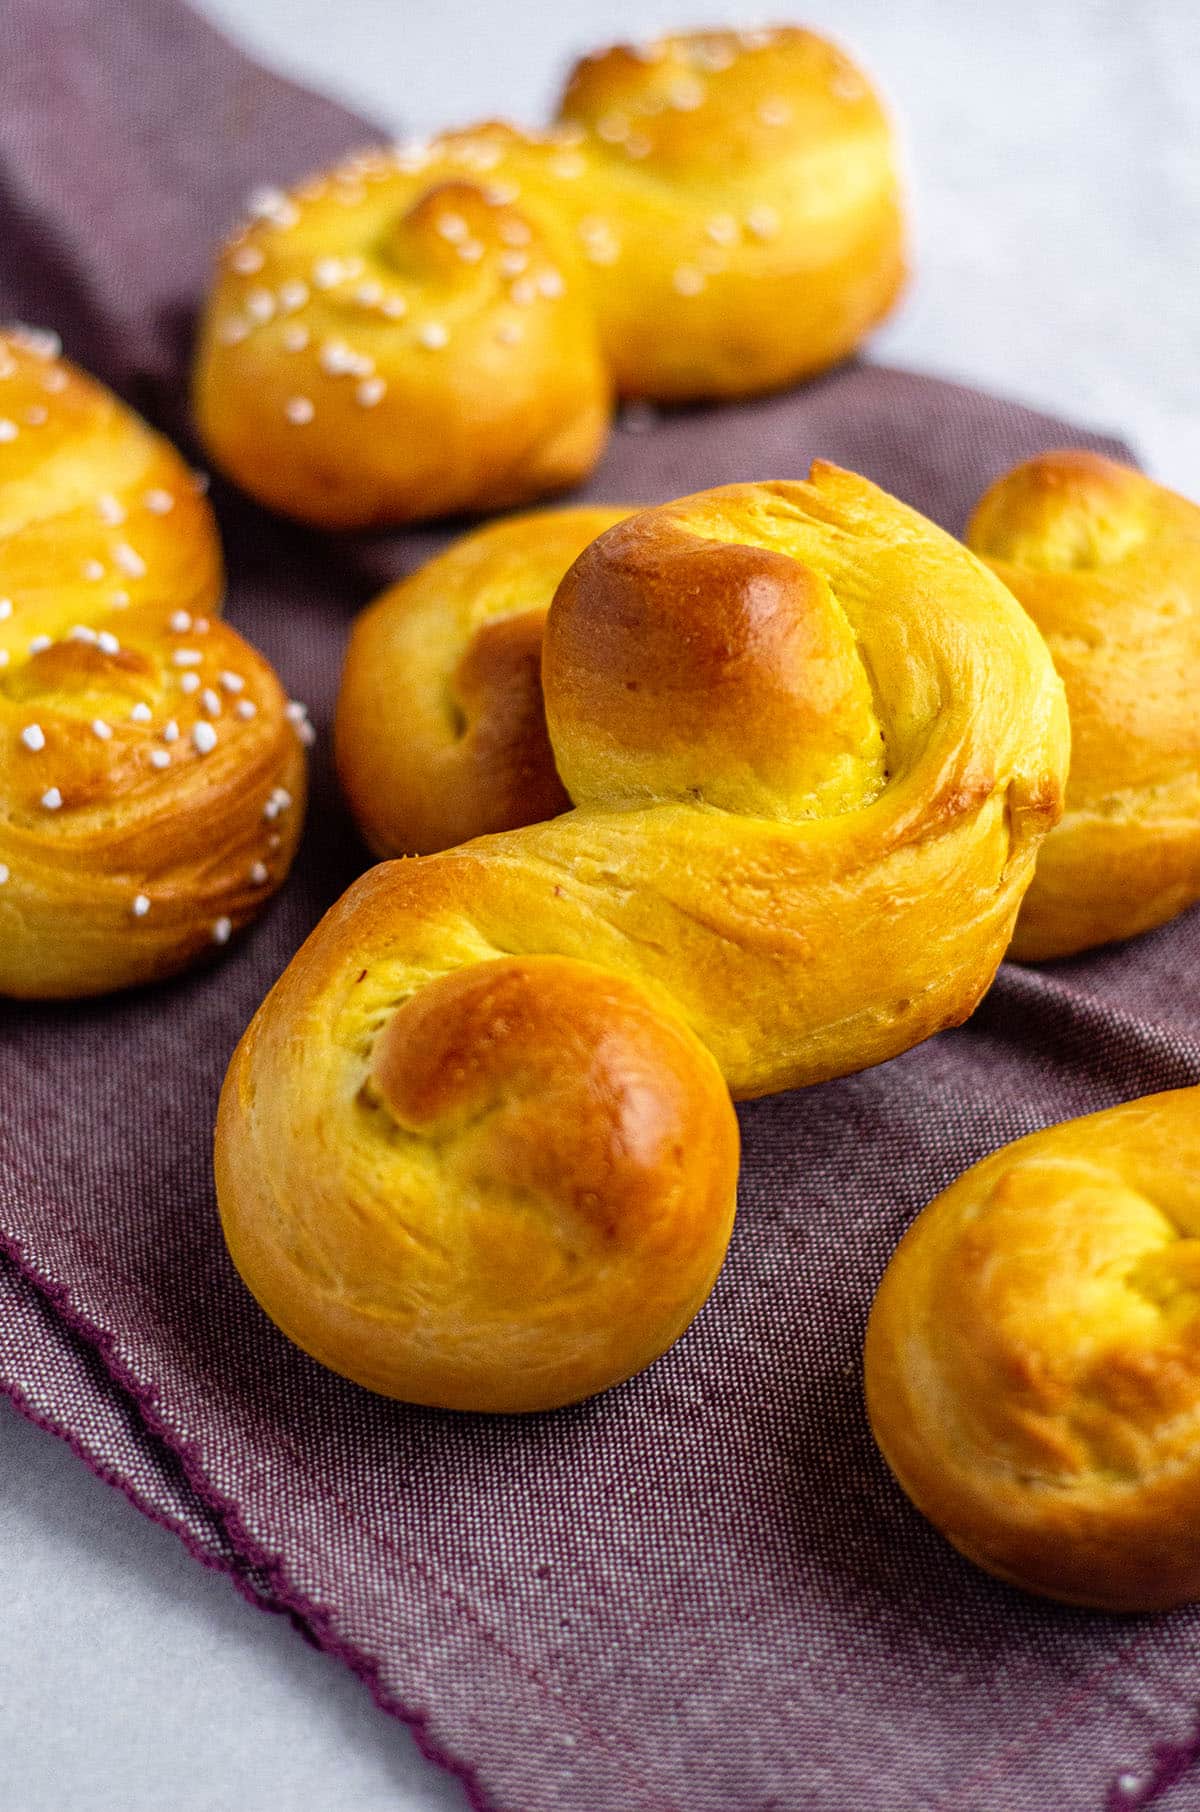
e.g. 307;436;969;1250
3;2;1199;1808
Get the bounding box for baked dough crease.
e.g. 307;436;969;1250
968;451;1200;960
218;466;1067;1410
195;26;906;527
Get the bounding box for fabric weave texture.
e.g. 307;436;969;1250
3;3;1199;1807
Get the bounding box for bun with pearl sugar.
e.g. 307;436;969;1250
0;328;307;998
194;26;906;528
967;452;1200;960
866;1085;1200;1611
218;465;1066;1412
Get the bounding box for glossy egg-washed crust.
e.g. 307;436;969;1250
218;465;1068;1412
194;25;905;528
336;507;633;855
0;329;307;997
968;452;1200;961
866;1086;1200;1611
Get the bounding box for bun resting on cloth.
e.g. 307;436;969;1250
336;506;632;856
866;1086;1200;1612
0;328;307;998
218;949;740;1415
967;452;1200;961
193;25;905;528
217;464;1067;1412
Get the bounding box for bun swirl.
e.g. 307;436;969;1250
195;26;905;527
0;329;307;997
866;1085;1200;1611
219;466;1067;1411
336;506;632;856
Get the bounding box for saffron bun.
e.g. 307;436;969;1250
194;25;905;528
967;452;1200;961
217;465;1066;1412
0;328;307;998
866;1086;1200;1612
335;506;631;856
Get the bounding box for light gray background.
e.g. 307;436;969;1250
3;3;1198;1808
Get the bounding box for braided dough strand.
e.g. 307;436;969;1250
194;26;905;527
218;465;1068;1410
968;451;1200;959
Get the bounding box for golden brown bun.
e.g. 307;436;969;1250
0;328;307;997
218;949;739;1413
335;506;631;856
194;26;905;528
866;1086;1200;1611
967;452;1200;960
217;465;1066;1411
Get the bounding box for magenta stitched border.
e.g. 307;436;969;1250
0;1224;686;1812
0;1222;680;1806
0;1238;500;1812
5;1211;1200;1812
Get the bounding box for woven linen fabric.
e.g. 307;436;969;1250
3;2;1200;1807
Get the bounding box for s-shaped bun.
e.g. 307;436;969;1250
0;329;306;997
968;452;1200;960
866;1085;1200;1610
218;465;1066;1411
194;26;905;527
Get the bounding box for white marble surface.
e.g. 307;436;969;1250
3;3;1198;1808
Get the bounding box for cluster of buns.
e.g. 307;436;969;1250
0;328;308;997
217;465;1068;1411
865;445;1200;1609
193;25;905;527
315;454;1200;1614
340;452;1200;974
17;21;1200;1617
